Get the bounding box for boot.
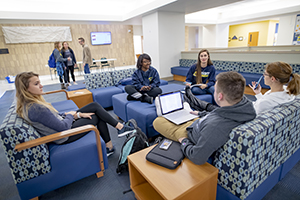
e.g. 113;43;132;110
61;83;66;89
184;86;210;111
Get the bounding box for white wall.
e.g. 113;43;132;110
277;14;297;45
143;11;185;78
216;24;229;48
203;25;216;48
142;12;160;73
198;26;203;48
188;27;197;50
158;11;185;77
133;25;143;57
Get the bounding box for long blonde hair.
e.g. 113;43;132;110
15;72;57;119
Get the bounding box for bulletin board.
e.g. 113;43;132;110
292;14;300;45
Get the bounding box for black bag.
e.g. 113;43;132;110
116;119;149;174
146;139;185;169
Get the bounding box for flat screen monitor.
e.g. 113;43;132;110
90;32;112;45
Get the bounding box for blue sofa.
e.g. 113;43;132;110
171;59;300;89
214;97;300;200
84;68;168;108
112;84;213;138
0;90;108;200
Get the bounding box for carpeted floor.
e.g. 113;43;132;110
0;82;299;200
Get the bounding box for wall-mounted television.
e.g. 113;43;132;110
90;31;112;45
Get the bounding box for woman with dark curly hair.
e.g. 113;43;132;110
125;53;162;104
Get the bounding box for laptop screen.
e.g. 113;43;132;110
159;91;183;115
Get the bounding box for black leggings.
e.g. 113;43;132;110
125;85;162;99
63;102;118;144
65;65;75;83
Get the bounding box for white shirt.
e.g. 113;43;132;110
253;88;295;114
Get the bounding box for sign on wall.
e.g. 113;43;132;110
292;14;300;45
2;26;72;44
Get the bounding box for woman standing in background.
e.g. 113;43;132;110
61;41;78;85
53;42;70;89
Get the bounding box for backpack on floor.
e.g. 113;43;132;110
116;119;149;174
48;51;56;68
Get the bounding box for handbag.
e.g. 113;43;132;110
146;139;185;169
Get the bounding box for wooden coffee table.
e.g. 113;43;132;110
128;146;218;200
67;89;93;108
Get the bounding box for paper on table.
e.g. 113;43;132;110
74;91;84;94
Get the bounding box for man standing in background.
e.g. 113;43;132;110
78;37;92;74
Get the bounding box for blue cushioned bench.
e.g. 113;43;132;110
171;59;300;89
112;83;213;138
84;68;168;108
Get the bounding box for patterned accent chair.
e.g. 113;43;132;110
0;91;108;200
214;98;300;200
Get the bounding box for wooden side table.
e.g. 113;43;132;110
128;146;219;200
67;89;93;108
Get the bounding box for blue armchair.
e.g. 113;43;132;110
0;90;108;200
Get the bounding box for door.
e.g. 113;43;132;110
248;32;259;46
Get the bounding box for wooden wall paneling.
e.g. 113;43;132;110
0;23;135;79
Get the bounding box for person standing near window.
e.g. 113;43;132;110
61;41;78;85
78;37;92;74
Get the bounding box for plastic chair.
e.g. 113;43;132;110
100;57;110;71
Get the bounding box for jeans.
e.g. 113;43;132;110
191;86;215;95
84;63;90;74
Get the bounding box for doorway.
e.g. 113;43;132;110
248;32;259;46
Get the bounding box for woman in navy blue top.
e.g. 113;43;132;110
125;54;162;104
185;49;216;95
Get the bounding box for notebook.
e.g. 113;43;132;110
158;91;198;125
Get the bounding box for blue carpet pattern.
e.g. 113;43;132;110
0;82;299;200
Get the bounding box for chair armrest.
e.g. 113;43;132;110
14;125;105;172
43;89;69;99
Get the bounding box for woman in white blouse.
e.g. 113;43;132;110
249;61;300;114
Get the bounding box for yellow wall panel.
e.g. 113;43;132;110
0;24;135;79
228;20;279;47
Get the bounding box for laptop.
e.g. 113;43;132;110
158;91;198;125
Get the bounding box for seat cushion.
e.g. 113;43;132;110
171;66;189;76
67;83;86;91
160;79;168;86
160;84;185;93
91;87;123;108
17;131;108;200
52;100;79;113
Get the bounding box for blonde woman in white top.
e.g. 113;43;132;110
249;61;300;114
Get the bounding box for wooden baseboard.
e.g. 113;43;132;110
173;75;186;82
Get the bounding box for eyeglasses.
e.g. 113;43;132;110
143;61;151;64
263;72;271;77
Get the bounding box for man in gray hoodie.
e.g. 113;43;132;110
153;71;256;165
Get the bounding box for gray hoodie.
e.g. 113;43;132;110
181;96;256;165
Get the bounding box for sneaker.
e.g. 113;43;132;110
118;123;135;137
73;82;78;85
68;82;72;86
141;95;153;104
106;146;115;157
